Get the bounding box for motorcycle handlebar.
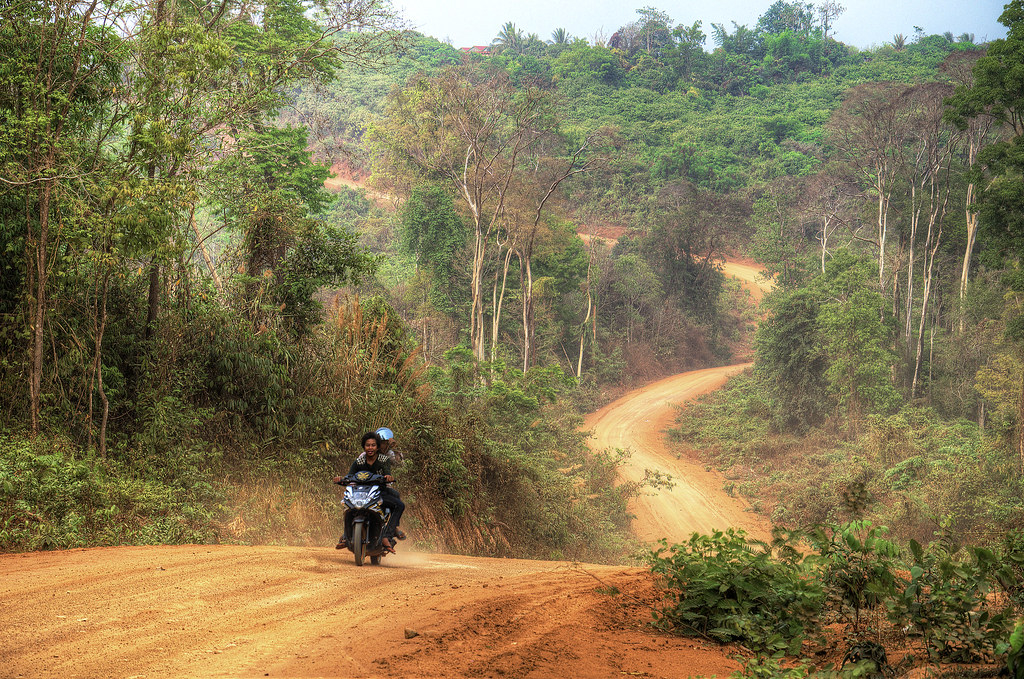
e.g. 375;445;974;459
339;473;391;485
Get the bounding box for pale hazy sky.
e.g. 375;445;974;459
392;0;1009;50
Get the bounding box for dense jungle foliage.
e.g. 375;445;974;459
1;0;1023;601
647;523;1024;676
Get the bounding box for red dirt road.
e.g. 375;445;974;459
722;260;772;303
585;365;770;545
0;545;739;678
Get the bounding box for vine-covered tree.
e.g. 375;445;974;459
400;184;470;322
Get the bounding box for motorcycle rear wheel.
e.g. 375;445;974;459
352;522;365;566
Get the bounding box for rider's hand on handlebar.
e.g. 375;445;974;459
384;475;394;482
332;475;342;483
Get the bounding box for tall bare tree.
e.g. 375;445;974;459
941;50;996;333
897;83;960;397
516;134;602;370
373;66;593;366
827;83;916;297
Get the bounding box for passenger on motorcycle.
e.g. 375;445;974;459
333;431;405;550
370;427;407;542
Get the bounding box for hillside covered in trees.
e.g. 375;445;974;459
1;0;1023;592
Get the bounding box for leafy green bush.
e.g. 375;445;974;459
809;520;902;634
651;523;1021;675
1003;619;1024;678
889;539;1011;662
999;530;1024;614
647;527;823;654
0;434;219;551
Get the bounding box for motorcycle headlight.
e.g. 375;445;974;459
345;486;373;509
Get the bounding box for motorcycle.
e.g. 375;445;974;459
338;471;394;566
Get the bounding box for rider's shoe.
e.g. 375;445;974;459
394;529;407;540
382;537;396;553
335;536;347;550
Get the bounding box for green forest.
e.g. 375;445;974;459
3;0;1024;668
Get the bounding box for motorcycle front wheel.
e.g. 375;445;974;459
352;522;365;566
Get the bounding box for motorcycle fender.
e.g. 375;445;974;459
344;513;368;540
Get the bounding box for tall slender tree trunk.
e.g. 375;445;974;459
958;114;990;332
959;156;981;334
577;300;591;378
144;259;160;340
468;207;487;361
490;244;514;364
911;177;949;398
471;230;483;356
820;215;831;274
94;269;111;456
876;176;890;294
144;159;160;340
959;180;979;315
577;240;595;378
904;183;918;348
522;253;534;372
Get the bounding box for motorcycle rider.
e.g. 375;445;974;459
333;431;405;550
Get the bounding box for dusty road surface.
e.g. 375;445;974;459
1;544;740;678
584;365;770;546
582;257;772;544
722;259;772;303
1;261;772;678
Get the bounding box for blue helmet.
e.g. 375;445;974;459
375;427;394;442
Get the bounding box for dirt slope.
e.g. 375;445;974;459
1;261;771;678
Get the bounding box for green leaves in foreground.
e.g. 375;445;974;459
891;539;1011;662
647;527;823;654
649;522;1022;671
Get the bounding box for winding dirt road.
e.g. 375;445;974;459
585;258;773;545
1;262;770;678
722;260;770;304
585;365;770;545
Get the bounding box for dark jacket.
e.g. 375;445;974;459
346;456;391;479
